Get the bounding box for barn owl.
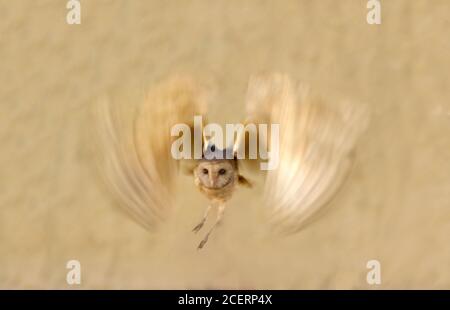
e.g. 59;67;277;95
95;74;369;249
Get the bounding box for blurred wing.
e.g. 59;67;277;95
244;74;369;232
94;76;208;230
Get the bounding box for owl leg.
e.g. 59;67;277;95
192;204;212;233
197;204;226;249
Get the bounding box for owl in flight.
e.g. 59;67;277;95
95;74;368;249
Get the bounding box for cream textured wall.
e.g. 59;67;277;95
1;0;449;288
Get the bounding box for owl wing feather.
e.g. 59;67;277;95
94;76;208;230
243;74;369;232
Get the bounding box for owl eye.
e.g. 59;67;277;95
218;168;226;175
202;168;208;175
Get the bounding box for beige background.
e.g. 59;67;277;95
1;0;450;289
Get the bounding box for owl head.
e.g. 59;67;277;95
194;159;237;190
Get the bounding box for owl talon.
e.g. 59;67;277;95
197;236;209;250
192;222;205;233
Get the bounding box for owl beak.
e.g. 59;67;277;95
209;175;218;187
